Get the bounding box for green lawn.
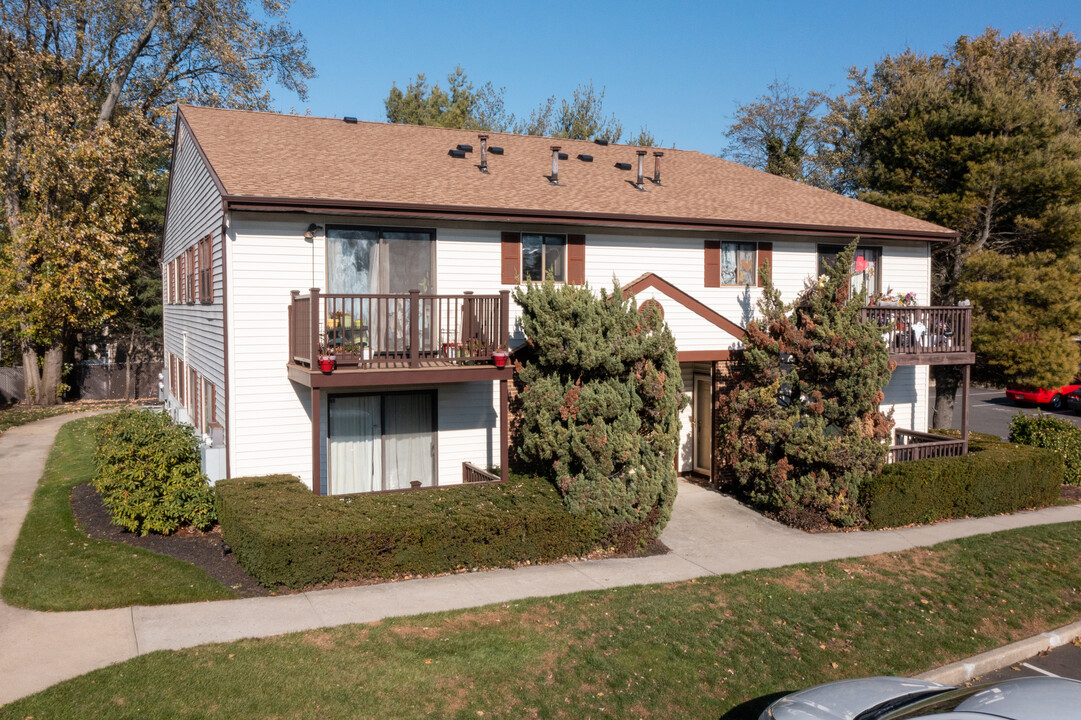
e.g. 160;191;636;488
1;417;236;610
4;521;1080;719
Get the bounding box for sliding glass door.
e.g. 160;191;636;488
328;391;436;494
326;227;433;295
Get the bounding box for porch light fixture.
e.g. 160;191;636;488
304;223;322;241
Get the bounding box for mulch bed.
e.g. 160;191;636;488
70;482;273;598
1061;485;1081;504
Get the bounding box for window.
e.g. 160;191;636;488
327;391;436;494
326;226;434;294
521;234;566;282
818;245;881;296
721;242;756;285
185;246;196;303
198;235;213;303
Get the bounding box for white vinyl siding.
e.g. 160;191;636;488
227;215;326;483
161;125;225;426
219;211;935;485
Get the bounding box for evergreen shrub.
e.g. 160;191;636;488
93;409;216;535
717;240;894;526
513;278;685;547
215;473;604;589
1008;413;1081;486
863;441;1062;528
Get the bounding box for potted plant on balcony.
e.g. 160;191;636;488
317;342;336;373
492;348;510;368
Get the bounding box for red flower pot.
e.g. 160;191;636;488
318;356;335;373
492;351;508;368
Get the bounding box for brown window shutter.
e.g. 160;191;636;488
757;242;773;287
567;234;585;284
210;383;217;423
704;240;720;287
501;231;521;284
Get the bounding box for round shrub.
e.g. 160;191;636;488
93;409;216;535
1008;412;1081;486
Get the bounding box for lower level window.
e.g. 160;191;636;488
328;391;436;494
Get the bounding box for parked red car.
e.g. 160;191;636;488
1007;376;1081;410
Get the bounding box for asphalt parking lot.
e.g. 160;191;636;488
969;641;1081;684
948;387;1081;439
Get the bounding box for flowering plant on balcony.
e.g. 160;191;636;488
870;287;918;307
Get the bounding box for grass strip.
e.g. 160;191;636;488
4;520;1080;718
1;417;236;610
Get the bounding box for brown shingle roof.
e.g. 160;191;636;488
178;105;954;239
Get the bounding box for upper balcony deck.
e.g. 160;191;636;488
287;289;512;388
860;305;974;366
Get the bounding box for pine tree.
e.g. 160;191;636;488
514;278;684;546
960;251;1081;389
717;240;894;526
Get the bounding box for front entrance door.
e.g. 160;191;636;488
693;374;712;476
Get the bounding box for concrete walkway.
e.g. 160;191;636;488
3;413;1081;704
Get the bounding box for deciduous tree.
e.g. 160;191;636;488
723;78;830;185
0;0;313;404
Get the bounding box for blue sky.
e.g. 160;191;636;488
270;0;1081;154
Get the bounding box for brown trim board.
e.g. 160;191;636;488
622;273;746;339
221;195;957;243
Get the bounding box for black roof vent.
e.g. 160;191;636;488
456;143;473;152
557;152;569;160
489;146;504;155
449;149;467;158
594;138;609;146
577;154;593;162
343;116;358;124
614;162;632;171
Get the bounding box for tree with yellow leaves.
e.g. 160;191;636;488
0;0;314;404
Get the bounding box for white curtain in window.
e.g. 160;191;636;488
720;242;737;285
384;394;434;490
329;395;382;494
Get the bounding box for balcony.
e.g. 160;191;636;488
287;289;512;388
860;305;974;366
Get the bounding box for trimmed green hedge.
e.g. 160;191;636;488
93;409;216;535
1009;413;1081;486
215;473;605;589
863;440;1062;529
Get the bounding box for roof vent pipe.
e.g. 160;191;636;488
478;134;489;173
636;150;647;190
653;151;664;185
550;145;561;185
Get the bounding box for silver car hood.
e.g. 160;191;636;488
764;677;948;720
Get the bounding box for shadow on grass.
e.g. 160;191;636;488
719;690;790;719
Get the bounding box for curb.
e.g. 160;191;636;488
916;619;1081;686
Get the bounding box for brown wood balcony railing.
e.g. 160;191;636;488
860;305;972;363
289;289;510;370
887;429;967;463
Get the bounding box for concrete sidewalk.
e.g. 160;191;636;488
3;413;1081;704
